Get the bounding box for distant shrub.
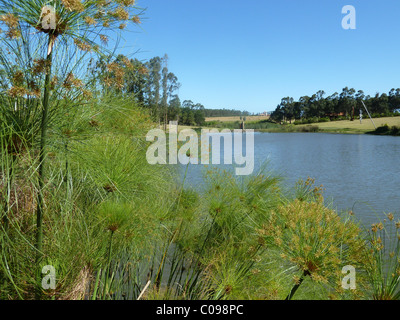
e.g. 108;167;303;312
374;124;390;135
204;121;220;127
370;113;391;119
390;126;400;135
299;125;319;133
308;117;319;124
372;124;400;136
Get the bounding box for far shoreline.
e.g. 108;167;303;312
195;115;400;136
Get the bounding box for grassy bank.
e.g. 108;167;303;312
368;124;400;136
297;117;400;135
203;116;400;135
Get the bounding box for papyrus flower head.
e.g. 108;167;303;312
0;0;143;48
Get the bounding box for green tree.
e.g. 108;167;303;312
339;87;356;119
146;56;162;122
169;94;181;121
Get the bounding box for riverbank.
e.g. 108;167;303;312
201;116;400;135
298;116;400;135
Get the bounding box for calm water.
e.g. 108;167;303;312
181;132;400;227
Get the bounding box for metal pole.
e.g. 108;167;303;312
361;101;377;129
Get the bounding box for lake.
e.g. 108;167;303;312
180;132;400;228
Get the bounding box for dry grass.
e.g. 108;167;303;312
205;115;270;122
305;117;400;133
60;266;91;300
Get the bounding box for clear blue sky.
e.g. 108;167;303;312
117;0;400;113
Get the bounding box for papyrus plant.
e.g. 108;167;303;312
364;214;400;300
0;0;142;297
258;199;365;300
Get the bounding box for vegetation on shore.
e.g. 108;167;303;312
369;125;400;136
203;116;400;136
269;88;400;124
2;1;400;302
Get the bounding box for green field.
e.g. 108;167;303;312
179;117;400;136
302;117;400;134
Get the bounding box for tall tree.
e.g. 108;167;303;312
147;56;162;122
161;54;169;129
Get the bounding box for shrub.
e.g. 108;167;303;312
299;125;319;133
258;199;365;299
363;214;400;300
318;117;330;123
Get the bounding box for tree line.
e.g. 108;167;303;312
270;87;400;124
204;108;251;118
89;53;204;127
90;54;255;127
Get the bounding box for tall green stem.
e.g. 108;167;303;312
35;36;54;298
2;153;15;233
0;153;16;294
103;231;114;300
285;270;310;300
176;162;189;213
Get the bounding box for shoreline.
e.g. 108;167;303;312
178;125;399;136
195;116;400;136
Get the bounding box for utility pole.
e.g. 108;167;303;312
361;101;377;129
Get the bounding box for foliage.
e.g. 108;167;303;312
363;214;400;300
370;125;400;136
271;87;400;124
204;108;251;118
258;198;365;299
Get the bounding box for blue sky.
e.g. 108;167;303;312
117;0;400;113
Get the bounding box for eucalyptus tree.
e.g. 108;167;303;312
270;87;400;123
168;94;181;122
161;54;169;129
355;90;365;116
193;103;205;126
355;90;365;102
389;88;400;112
299;96;311;118
146;56;162;122
339;87;356;119
325;92;339;116
280;97;295;123
270;105;284;123
378;93;389;115
125;58;148;104
167;72;180;103
315;90;326;118
160;54;181;129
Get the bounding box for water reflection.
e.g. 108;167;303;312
180;132;400;227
